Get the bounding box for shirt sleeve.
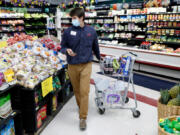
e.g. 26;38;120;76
92;31;100;60
60;30;68;54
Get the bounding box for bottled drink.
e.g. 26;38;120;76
109;58;114;75
104;57;109;74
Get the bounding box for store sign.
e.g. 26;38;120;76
41;76;53;97
0;41;7;48
4;69;14;82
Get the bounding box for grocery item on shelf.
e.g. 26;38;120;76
0;20;24;25
147;22;180;28
53;77;61;92
24;13;48;19
0;94;12;118
0;13;24;18
174;48;180;54
150;44;166;51
147;14;180;21
115;15;146;23
52;95;58;111
7;33;33;45
36;104;47;129
0;118;15;135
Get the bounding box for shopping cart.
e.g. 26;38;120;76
94;52;141;118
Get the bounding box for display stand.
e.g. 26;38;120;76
9;67;74;135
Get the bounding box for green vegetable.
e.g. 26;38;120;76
175;123;180;131
160;89;171;104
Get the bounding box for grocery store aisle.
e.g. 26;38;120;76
41;63;159;135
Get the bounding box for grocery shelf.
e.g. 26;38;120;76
96;30;146;33
61;22;72;25
116;14;146;16
0;24;24;26
24;18;47;20
85;16;114;19
25;25;46;29
0;110;20;128
147;40;180;45
0;30;25;33
0;85;15;95
147;20;180;22
0;18;25;20
115;22;147;24
99;37;145;41
147;26;180;29
146;33;180;37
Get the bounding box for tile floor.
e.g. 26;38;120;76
41;63;160;135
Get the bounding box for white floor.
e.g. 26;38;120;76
41;63;159;135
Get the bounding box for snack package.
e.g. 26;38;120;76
37;110;42;129
40;104;47;120
13;42;24;52
52;95;58;111
0;94;12;118
119;56;131;76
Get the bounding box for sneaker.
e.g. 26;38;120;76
79;119;86;131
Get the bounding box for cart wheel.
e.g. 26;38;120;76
98;108;105;115
133;110;141;118
125;97;129;103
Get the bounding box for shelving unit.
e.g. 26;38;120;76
9;67;74;135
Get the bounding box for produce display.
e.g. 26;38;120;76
0;20;24;25
25;21;45;27
0;26;24;32
159;117;180;134
24;13;49;19
0;34;66;89
0;13;24;18
160;84;180;106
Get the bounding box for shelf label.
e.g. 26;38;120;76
4;69;14;82
41;76;53;97
0;41;7;48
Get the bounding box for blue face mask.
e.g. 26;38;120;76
72;19;80;27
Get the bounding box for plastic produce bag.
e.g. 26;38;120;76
94;78;110;91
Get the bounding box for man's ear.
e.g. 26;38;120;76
80;16;84;21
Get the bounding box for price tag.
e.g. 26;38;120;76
4;69;14;82
41;76;53;97
0;41;7;48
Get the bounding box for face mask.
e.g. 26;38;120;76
72;19;80;27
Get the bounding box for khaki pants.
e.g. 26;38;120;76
68;62;92;120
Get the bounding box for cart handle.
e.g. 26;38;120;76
129;52;138;57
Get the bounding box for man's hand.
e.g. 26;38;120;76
67;49;76;57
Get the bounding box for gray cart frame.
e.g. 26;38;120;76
95;52;140;118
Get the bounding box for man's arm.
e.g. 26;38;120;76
61;30;68;54
92;32;100;60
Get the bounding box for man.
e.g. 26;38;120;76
61;7;100;130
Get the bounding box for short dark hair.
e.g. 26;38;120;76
70;8;85;20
